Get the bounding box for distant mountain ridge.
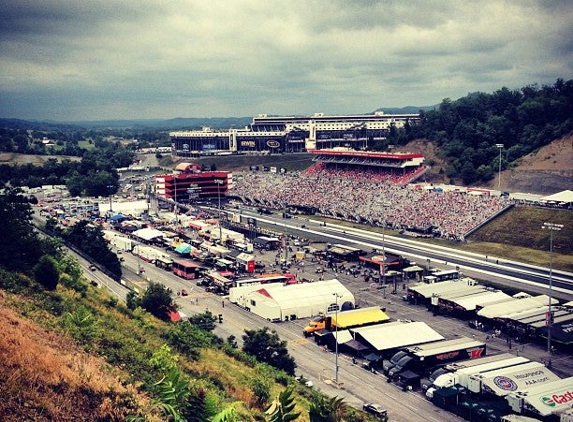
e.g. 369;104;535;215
374;105;437;114
0;106;434;130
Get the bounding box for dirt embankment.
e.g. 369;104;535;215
0;153;81;165
396;135;573;195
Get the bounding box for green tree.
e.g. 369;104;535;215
126;290;141;310
140;282;176;321
265;387;300;422
308;396;347;422
0;187;43;272
64;305;99;346
242;327;296;375
166;321;213;361
250;374;272;408
188;311;217;332
63;220;121;277
32;254;60;290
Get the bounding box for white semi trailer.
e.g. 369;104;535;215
426;356;530;399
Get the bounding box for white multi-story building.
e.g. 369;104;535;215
170;111;419;156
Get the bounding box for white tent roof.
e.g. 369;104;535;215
332;329;353;345
409;280;481;299
248;279;354;316
133;227;165;241
478;295;556;319
541;189;573;203
353;321;444;351
451;290;512;311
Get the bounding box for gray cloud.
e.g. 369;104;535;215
0;0;571;121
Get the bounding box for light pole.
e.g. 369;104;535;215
173;172;178;223
496;144;504;191
214;179;224;244
543;222;563;355
380;201;391;286
107;185;114;215
333;292;342;385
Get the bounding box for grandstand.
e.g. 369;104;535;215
306;148;428;185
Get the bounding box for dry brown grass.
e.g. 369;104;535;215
0;291;150;422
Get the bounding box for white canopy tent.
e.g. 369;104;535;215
540;189;573;203
231;279;354;322
132;227;165;242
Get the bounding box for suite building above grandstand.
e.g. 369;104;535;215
170;111;420;156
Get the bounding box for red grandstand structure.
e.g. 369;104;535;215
306;148;428;185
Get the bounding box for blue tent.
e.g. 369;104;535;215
175;243;192;254
110;214;127;222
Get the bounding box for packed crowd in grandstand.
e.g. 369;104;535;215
231;166;512;241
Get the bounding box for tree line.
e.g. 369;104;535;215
0;140;135;196
383;78;573;185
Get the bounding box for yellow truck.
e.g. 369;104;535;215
303;306;390;337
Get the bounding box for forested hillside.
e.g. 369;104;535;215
385;78;573;185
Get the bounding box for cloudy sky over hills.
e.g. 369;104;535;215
1;0;572;121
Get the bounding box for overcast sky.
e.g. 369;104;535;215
1;0;572;122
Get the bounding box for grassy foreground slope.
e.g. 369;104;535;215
0;269;376;422
0;289;151;421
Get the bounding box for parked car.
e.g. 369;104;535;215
89;264;97;271
362;403;387;417
295;376;313;388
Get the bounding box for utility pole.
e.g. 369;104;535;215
333;292;343;385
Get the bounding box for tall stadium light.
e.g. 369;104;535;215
543;222;563;355
173;172;178;223
107;185;114;214
214;179;224;244
381;202;391;286
496;144;504;191
333;293;343;385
